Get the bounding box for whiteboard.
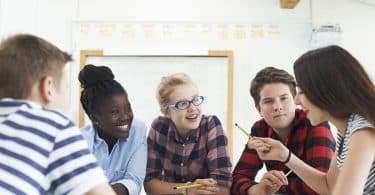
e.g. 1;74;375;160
84;55;228;129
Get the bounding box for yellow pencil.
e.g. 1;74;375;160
173;183;204;190
235;123;254;140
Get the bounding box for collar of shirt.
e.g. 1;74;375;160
93;129;124;154
167;119;200;144
1;98;43;111
0;98;70;124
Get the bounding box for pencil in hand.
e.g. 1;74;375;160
173;183;204;190
285;169;293;177
235;123;254;140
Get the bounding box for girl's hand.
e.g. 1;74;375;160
188;178;218;195
247;138;271;152
248;137;289;162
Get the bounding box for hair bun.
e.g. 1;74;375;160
78;64;114;88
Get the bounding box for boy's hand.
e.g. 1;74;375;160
258;170;288;193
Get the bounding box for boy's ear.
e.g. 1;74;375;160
40;76;55;105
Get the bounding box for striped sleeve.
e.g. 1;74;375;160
47;125;108;194
348;114;374;134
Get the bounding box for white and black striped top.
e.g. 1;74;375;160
336;114;375;195
0;99;108;194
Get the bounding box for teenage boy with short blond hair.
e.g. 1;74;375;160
0;34;115;195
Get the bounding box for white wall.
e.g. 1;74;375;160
76;0;311;22
312;0;375;79
1;0;374;180
0;0;76;51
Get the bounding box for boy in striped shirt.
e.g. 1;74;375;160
0;34;115;195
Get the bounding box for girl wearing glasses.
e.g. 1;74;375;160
144;73;232;195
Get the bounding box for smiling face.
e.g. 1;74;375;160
165;84;202;135
295;87;329;126
257;83;296;131
91;94;133;139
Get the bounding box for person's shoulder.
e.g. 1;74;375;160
131;118;148;134
80;124;95;139
151;116;170;129
294;108;308;122
148;116;171;141
201;115;228;135
251;117;269;129
201;115;223;128
246;116;273;138
132;118;146;128
203;115;220;123
294;109;327;128
349;114;371;125
207;114;229;123
299;109;333;139
347;114;374;133
23;104;76;133
253;117;267;125
294;109;324;128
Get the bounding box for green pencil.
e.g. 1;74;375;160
235;123;254;140
235;123;293;177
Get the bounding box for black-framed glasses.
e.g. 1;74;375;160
166;96;204;110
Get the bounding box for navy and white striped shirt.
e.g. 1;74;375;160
0;98;108;195
336;114;375;195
